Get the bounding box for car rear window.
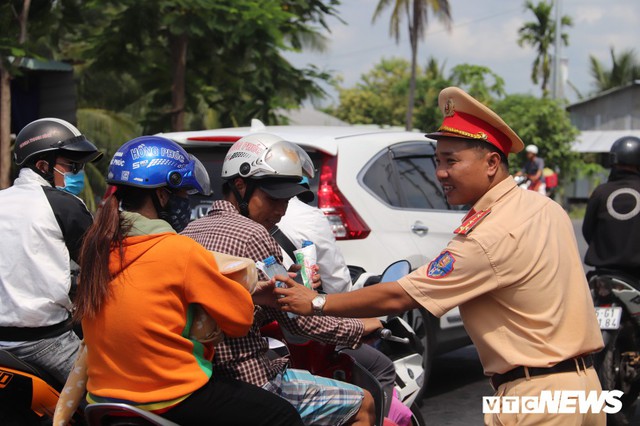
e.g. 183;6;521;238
362;141;451;210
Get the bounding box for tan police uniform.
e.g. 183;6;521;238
397;87;605;425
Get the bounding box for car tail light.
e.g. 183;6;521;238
317;154;370;240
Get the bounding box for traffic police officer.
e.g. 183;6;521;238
583;136;640;279
274;87;605;425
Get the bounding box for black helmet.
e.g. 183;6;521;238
14;118;103;166
610;136;640;167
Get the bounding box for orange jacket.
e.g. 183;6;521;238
82;231;254;404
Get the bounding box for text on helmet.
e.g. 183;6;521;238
129;144;185;163
227;140;264;156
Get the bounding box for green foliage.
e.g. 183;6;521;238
76;108;142;208
449;64;505;106
372;0;452;129
517;0;572;96
70;0;339;132
332;58;410;126
493;94;579;182
589;47;640;94
0;0;83;72
331;57;506;132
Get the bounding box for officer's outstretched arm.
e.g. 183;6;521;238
275;276;417;318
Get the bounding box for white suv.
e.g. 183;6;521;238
161;120;471;388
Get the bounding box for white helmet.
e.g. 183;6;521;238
222;133;315;180
525;144;538;155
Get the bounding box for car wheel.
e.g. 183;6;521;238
400;307;434;402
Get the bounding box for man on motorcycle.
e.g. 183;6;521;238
181;133;377;426
275;87;605;426
583;136;640;279
0;118;102;384
518;144;546;195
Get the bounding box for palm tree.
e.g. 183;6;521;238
517;0;572;97
589;47;640;93
373;0;452;131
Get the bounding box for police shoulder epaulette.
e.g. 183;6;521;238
454;209;491;236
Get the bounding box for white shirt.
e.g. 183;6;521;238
277;197;355;294
0;169;89;331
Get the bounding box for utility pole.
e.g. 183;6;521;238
552;0;563;99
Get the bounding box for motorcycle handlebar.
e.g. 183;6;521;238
375;328;410;345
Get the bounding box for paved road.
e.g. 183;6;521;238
415;219;640;425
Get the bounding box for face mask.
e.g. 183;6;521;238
159;193;191;233
55;169;85;196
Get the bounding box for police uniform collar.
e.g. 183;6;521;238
468;176;517;217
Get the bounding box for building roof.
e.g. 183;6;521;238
567;80;640;110
572;130;640;153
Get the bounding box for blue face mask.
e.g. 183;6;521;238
159;193;192;233
55;169;86;196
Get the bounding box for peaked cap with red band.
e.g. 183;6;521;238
426;87;524;154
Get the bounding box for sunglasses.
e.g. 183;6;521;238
56;161;84;175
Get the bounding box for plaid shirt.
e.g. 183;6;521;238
181;200;364;387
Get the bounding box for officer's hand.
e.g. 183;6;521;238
273;275;316;316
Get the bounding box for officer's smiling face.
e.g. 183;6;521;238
435;138;497;206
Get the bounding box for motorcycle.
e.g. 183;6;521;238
263;260;426;426
83;403;178;426
368;260;426;416
0;349;85;425
79;261;424;426
588;270;640;425
513;174;531;190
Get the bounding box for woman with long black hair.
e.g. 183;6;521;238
74;135;301;425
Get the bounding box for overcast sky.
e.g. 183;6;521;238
283;0;640;107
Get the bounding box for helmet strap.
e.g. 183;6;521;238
230;180;256;218
29;153;57;186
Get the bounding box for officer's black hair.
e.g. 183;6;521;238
462;140;509;168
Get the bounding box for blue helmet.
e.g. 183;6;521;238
106;136;211;195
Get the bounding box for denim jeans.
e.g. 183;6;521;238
3;330;80;385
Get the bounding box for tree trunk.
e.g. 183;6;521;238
0;66;11;189
0;0;33;188
170;34;188;132
405;26;418;131
406;44;418;131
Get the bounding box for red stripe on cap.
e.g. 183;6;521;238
440;111;512;155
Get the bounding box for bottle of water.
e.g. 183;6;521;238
262;256;296;318
262;256;289;289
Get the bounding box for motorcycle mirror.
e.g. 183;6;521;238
380;260;411;283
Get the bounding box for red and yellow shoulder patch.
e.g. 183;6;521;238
454;209;491;236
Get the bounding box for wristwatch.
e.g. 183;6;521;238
311;294;327;316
